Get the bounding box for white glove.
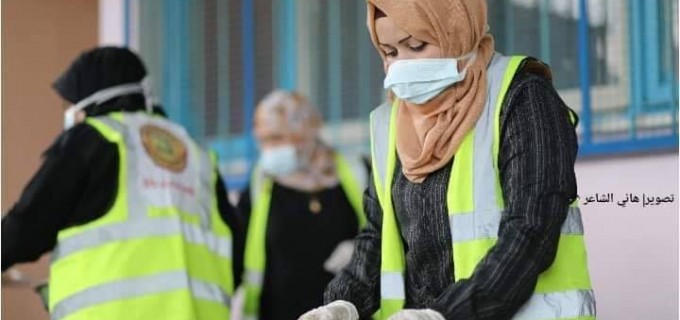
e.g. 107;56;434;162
323;240;355;274
298;300;359;320
230;286;246;320
388;309;445;320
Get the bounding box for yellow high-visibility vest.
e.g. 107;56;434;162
370;54;595;320
49;112;234;320
242;152;367;320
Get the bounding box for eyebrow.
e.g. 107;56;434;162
378;35;412;47
397;35;412;44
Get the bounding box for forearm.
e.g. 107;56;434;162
215;173;245;287
430;195;569;319
431;73;578;319
325;186;382;318
2;155;89;270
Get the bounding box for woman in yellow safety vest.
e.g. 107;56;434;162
301;1;595;319
237;90;368;320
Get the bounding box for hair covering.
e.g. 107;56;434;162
53;46;147;104
367;0;495;183
254;90;322;140
254;90;338;191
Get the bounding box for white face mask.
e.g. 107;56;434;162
259;145;299;177
383;51;477;105
63;78;156;130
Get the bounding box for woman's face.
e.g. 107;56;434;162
375;15;442;71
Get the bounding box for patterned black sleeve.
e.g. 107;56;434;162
324;171;382;319
430;72;579;319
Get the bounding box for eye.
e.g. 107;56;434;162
383;49;397;57
409;43;427;52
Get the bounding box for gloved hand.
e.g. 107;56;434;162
230;286;246;320
323;240;355;274
298;300;359;320
387;309;445;320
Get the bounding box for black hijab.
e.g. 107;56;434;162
52;47;158;116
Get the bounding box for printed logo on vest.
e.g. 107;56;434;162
140;124;188;173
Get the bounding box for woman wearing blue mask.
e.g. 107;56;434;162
301;0;595;319
236;90;368;320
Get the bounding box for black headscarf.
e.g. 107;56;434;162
53;46;147;103
51;46;164;117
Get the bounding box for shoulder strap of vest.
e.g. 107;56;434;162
249;165;265;207
85;113;126;143
244;163;272;272
334;152;368;228
492;55;529;171
369;100;397;206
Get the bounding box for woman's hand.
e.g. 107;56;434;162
298;300;359;320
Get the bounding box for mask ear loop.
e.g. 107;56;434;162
457;50;478;80
458;24;488;79
141;76;156;113
71;83;145;113
64;83;145;129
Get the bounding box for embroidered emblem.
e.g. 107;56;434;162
140;124;188;172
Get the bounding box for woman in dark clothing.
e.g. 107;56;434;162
236;90;368;320
301;1;595;320
2;47;244;319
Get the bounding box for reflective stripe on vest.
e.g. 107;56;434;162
448;206;584;243
51;270;230;320
52;217;233;261
370;54;595;320
242;153;367;319
49;113;233;320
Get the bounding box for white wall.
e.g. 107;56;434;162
98;0;124;46
98;0;139;49
576;151;679;319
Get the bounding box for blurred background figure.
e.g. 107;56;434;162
1;46;243;320
235;90;367;320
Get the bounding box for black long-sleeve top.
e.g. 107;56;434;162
238;181;361;320
1;102;245;288
325;69;580;320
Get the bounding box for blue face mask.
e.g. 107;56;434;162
383;51;477;105
259;145;299;177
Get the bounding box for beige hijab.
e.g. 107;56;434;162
254;90;338;191
367;0;495;183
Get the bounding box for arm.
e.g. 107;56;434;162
2;125;107;271
430;74;579;319
215;174;245;288
236;185;251;231
324;171;382;319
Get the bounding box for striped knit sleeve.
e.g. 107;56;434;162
430;72;579;319
324;171;382;319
